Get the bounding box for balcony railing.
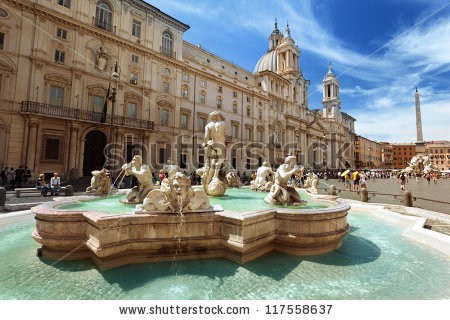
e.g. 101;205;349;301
160;46;176;58
21;101;154;130
92;17;116;34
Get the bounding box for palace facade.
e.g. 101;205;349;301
0;0;355;179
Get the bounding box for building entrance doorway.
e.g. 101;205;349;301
83;130;106;176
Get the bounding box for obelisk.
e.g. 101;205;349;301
415;88;426;154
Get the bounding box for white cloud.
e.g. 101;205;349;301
147;0;450;142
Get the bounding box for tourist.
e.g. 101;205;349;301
352;170;360;191
425;173;431;184
14;166;24;188
360;172;367;189
344;171;351;191
159;170;165;183
36;173;49;196
7;167;16;189
50;172;61;196
432;172;438;184
399;172;408;191
23;166;32;182
0;167;6;187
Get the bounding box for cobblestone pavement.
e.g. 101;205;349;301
318;177;450;235
318;177;450;214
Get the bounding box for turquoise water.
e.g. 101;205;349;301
209;188;329;212
58;194;136;214
57;188;329;214
0;210;449;299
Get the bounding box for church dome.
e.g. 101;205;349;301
253;49;277;74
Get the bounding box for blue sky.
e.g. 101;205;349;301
148;0;450;143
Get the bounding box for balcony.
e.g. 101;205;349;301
160;46;176;58
21;101;154;130
92;17;116;34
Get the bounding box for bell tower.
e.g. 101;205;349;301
269;19;283;51
322;63;341;120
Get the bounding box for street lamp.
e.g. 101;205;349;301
367;148;371;168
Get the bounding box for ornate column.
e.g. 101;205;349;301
142;133;150;164
68;125;79;171
21;118;30;166
26;121;39;171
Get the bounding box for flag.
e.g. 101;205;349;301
101;82;111;123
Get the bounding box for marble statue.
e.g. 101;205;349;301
120;155;154;204
86;168;112;195
198;111;228;196
303;174;312;189
264;156;305;205
328;185;338;196
305;171;319;194
250;162;273;192
404;154;439;176
96;47;108;71
226;171;241;188
136;171;211;213
160;159;179;190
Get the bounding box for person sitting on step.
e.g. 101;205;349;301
50;172;61;196
36;173;49;196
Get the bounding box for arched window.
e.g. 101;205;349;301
95;1;113;32
161;31;173;56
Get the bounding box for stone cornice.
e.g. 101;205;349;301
6;0;268;102
257;70;291;84
126;0;190;32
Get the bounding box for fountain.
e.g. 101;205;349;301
30;112;350;270
32;166;349;269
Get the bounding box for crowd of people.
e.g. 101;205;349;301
0;166;32;189
0;166;62;197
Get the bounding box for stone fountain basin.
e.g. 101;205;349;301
31;196;350;270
